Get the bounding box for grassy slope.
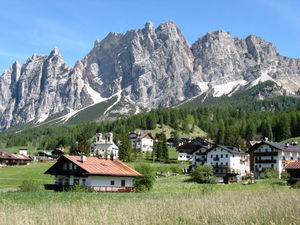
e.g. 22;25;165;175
136;124;207;139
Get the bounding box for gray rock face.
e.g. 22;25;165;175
0;21;299;130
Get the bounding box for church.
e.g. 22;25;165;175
91;133;119;158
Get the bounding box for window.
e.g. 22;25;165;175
211;155;213;158
221;162;223;165
221;154;223;158
111;180;115;185
216;162;218;166
271;164;274;168
259;164;261;168
226;154;228;158
291;157;294;160
82;179;86;185
233;155;235;158
283;156;285;160
121;180;126;187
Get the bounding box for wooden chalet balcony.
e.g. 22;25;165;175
255;159;276;163
253;152;277;156
44;184;134;192
196;157;206;162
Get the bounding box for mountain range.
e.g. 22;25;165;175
0;21;300;131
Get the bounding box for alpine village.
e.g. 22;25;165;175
1;7;300;224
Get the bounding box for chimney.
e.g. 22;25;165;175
264;137;268;142
80;155;86;162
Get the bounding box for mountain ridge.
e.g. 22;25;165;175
0;21;299;131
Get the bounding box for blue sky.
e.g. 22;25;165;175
0;0;300;73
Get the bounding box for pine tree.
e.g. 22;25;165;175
69;141;79;155
160;132;169;162
119;133;132;162
77;133;90;156
216;120;225;144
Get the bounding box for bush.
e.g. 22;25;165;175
260;169;279;179
190;164;216;184
133;164;156;192
280;171;290;181
69;185;87;192
19;179;41;192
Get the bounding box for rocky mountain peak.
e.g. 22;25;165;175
0;21;299;131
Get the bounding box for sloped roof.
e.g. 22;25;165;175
248;141;300;152
45;155;142;177
285;161;300;169
0;152;31;160
177;143;211;154
207;145;247;155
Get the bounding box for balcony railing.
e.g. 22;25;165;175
255;159;276;163
44;184;134;192
253;152;277;156
213;157;220;161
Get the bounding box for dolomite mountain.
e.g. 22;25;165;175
0;21;300;130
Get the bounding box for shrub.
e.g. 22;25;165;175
260;169;279;179
190;164;216;184
69;185;87;192
19;179;41;192
280;171;290;181
133;164;156;192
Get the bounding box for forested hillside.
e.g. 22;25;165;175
1;101;300;151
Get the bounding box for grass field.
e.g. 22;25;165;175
0;162;299;224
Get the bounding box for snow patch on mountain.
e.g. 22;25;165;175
213;80;247;97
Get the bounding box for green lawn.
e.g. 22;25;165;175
0;161;54;189
0;145;40;155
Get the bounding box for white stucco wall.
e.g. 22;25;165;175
178;152;192;161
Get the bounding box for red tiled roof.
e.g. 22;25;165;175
63;155;142;177
285;161;300;169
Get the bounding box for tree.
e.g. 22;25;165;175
170;130;180;147
216;119;225;144
119;133;132;162
77;132;90;156
190;164;216;184
69;141;79;155
159;132;169;162
133;164;155;192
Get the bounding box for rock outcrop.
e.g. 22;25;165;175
0;21;299;130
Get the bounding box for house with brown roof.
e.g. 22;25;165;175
0;151;32;166
44;155;142;192
285;161;300;184
177;138;211;161
130;132;154;152
248;140;300;178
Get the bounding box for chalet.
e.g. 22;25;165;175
130;132;154;152
205;145;250;183
177;138;211;161
191;145;212;165
0;151;32;166
248;140;300;178
285;161;300;184
91;133;119;158
44;155;142;192
19;147;28;156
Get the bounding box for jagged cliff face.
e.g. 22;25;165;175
0;21;299;130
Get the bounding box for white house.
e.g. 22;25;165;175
91;133;119;158
44;155;142;192
206;145;250;176
248;140;300;178
130;132;154;152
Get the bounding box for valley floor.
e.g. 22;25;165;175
0;162;299;225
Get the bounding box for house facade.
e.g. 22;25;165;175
44;155;142;192
130;132;154;152
248;141;300;178
206;145;250;178
177;138;211;161
91;133;119;158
